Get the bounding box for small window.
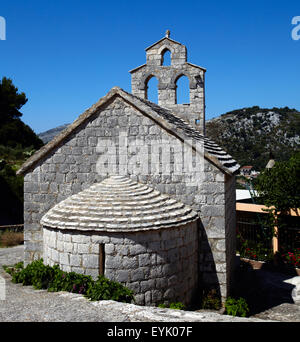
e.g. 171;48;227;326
99;243;105;276
146;75;159;104
176;75;190;104
162;49;171;66
195;119;200;125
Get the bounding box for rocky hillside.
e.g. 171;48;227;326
38;124;69;144
206;106;300;171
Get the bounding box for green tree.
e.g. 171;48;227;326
0;77;43;149
0;77;43;224
0;77;28;123
256;152;300;214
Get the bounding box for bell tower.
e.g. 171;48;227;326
130;31;206;134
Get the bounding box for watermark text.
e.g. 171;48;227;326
0;16;6;40
291;16;300;40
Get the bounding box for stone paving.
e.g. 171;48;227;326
1;246;299;322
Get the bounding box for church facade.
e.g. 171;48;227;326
18;32;239;303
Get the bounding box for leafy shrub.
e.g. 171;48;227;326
47;266;93;294
200;289;221;310
5;259;134;303
12;259;55;289
157;302;185;310
86;275;134;303
169;302;185;310
2;261;24;275
225;297;249;317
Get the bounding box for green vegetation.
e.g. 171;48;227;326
206;106;300;171
256;151;300;213
237;152;300;267
0;161;24;222
0;77;44;224
3;259;134;303
225;297;249;317
85;275;134;302
199;289;221;310
157;302;186;310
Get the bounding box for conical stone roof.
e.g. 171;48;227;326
41;175;199;232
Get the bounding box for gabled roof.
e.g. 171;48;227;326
145;37;184;51
129;63;146;74
17;87;240;176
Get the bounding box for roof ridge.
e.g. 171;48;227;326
118;89;239;173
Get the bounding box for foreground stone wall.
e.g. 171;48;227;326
24;96;236;301
43;222;198;306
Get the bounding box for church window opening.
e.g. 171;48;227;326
145;75;159;104
161;49;171;66
176;75;190;104
99;244;105;276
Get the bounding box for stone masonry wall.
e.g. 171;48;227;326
43;222;198;307
130;38;205;133
24;96;235;301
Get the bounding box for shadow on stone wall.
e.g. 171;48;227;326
195;219;221;309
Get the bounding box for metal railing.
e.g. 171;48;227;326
236;203;300;254
0;224;24;232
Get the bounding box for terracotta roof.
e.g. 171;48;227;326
40;175;198;232
17;87;240;176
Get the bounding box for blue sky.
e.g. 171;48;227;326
1;0;300;133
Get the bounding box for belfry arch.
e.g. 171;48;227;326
130;31;206;133
175;74;190;104
161;48;172;66
145;75;159;103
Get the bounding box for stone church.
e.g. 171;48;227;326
17;32;239;305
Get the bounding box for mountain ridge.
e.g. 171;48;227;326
206;106;300;170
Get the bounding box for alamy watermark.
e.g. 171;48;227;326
291;16;300;40
0;16;6;40
95;132;205;187
0;275;5;300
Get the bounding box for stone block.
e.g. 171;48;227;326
51;249;59;263
129;244;147;256
138;254;151;267
201;205;225;217
72;234;91;244
115;270;130;283
131;268;145;282
77;243;90;254
60;253;69;265
82;254;98;268
122;256;138;269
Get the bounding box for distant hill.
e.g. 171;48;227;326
206;106;300;171
38;124;69;144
